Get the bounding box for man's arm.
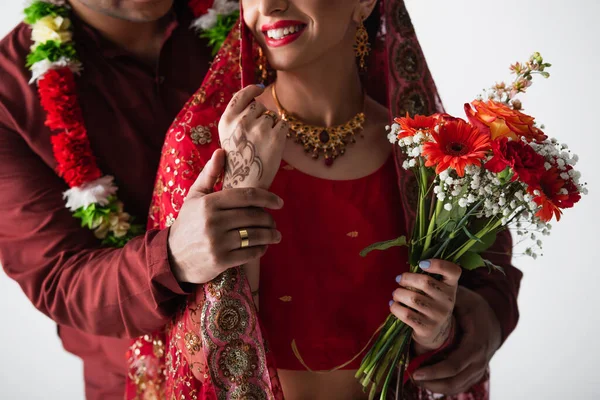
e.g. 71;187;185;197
0;124;190;338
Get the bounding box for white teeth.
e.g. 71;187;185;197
266;25;302;40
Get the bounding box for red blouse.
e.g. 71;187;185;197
260;155;409;370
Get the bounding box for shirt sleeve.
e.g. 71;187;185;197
459;228;523;344
0;123;191;339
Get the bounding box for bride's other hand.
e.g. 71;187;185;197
391;259;462;354
218;84;288;190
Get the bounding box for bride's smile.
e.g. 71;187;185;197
262;20;307;47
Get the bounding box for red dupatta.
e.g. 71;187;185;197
125;1;491;399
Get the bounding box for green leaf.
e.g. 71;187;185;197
497;166;514;184
483;259;506;275
457;251;485;270
26;41;77;67
436;201;467;236
360;236;407;258
199;11;240;56
24;1;69;25
468;230;497;253
462;226;484;244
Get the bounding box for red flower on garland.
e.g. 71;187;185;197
51;128;102;188
394;113;436;139
529;166;581;222
38;68;84;131
485;137;546;186
422;119;492;177
188;0;214;17
39;68;102;188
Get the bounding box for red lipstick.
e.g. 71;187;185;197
261;20;307;48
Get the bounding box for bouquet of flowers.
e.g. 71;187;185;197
356;53;587;398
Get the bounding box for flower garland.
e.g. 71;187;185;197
24;0;239;247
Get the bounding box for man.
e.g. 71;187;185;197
0;0;522;398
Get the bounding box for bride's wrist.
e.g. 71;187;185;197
412;315;456;356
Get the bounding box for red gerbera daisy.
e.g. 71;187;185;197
394;113;437;139
422;119;492;177
530;166;582;222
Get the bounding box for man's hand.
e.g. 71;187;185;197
168;149;284;284
412;286;502;395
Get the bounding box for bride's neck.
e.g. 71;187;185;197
274;49;363;127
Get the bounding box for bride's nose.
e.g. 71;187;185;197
258;0;289;16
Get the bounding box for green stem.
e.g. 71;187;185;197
379;331;409;399
422;198;442;257
451;219;503;262
418;164;429;240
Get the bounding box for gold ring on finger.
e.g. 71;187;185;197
239;229;250;249
262;110;278;125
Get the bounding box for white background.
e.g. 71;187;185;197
1;0;599;399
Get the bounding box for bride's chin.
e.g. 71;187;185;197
267;53;318;73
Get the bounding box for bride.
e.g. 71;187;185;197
127;1;512;399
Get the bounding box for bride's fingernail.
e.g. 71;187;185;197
395;274;402;283
413;372;426;380
256;83;266;89
389;300;394;307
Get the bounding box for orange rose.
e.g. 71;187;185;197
464;100;547;142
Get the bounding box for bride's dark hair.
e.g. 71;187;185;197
364;0;382;49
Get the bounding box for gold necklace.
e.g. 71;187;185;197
271;85;365;166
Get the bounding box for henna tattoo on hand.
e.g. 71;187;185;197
222;122;264;189
433;315;453;345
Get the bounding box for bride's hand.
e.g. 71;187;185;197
391;259;462;354
218;84;288;190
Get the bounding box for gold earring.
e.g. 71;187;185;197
354;17;370;71
257;46;269;84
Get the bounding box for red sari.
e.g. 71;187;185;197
126;1;496;399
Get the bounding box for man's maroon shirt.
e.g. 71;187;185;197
0;9;209;399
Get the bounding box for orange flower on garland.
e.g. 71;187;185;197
464;99;547;142
422;119;491;177
394;113;437;139
530;167;582;222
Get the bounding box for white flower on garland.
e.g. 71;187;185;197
63;175;118;211
31;15;72;44
91;201;131;239
191;0;239;31
30;56;82;83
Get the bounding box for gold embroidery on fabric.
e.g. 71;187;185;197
207;298;249;341
282;164;295;171
279;296;292;302
190;125;212;145
347;231;359;238
153;337;165;359
219;339;259;385
190;88;207;106
185;332;202;356
207;269;238;299
127;335;166;399
170;186;187;213
165;213;175;227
